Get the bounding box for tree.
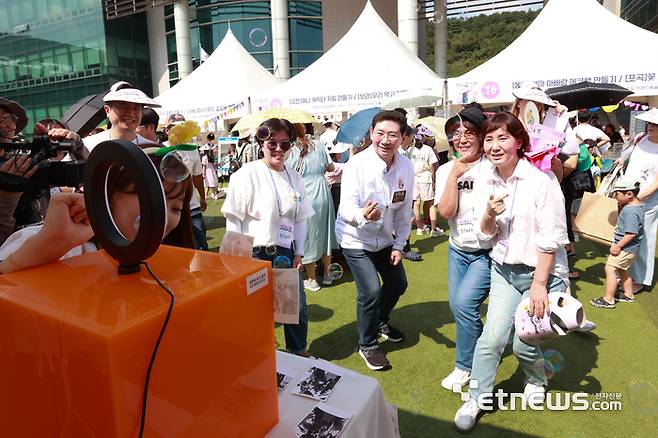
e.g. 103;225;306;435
425;10;539;77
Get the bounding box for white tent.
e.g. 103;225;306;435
252;1;444;113
154;29;280;122
449;0;658;105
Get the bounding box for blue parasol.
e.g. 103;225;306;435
335;107;381;146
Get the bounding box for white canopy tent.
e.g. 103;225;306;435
154;29;280;123
449;0;658;106
252;1;444;113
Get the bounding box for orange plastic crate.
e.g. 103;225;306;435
0;246;278;437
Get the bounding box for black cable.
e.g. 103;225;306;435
137;261;175;438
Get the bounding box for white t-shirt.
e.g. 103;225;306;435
410;145;438;183
434;157;494;251
0;225;97;261
82;130;152;153
625;136;658;192
221;160;314;247
179;149;203;210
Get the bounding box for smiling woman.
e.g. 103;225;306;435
221;117;315;356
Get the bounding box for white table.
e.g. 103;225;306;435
267;351;400;438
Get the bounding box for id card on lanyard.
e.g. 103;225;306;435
490;179;517;265
269;166;297;248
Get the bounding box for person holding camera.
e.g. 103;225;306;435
0;97;85;245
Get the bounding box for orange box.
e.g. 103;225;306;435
0;246;278;437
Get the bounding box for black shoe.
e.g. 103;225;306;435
379;323;405;343
359;347;390;371
590;297;616;309
614;293;636;303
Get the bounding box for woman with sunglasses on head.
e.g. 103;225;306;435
222;118;314;356
434;107;493;392
287;123;337;292
454;112;569;432
0;148;194;274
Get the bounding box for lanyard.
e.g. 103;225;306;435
467;155;485;216
267;164;296;221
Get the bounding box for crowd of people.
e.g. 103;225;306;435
0;80;657;432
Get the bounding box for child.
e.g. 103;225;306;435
590;177;644;309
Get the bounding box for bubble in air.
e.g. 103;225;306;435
249;28;268;48
328;263;344;280
543;349;565;374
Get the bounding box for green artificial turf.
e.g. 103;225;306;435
204;198;658;438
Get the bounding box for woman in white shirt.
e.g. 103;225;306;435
435;107;492;391
221;118;314;355
625;109;658;290
455;112;569;432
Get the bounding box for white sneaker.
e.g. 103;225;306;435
441;368;471;390
454;399;480;432
416;228;425;236
431;227;445;237
523;382;546;405
576;319;596;332
303;279;321;292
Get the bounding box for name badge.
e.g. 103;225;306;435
457;218;477;244
392;190;406;203
276;220;294;248
491;239;508;265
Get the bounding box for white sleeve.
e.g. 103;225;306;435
391;165;414;251
293;220;306;256
225;215;243;234
337;161;367;228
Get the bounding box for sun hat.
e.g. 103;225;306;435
326;141;350;154
0;97;28;133
636;108;658;125
612;176;640;192
512;81;557;107
445;107;487;137
515;292;584;346
103;81;161;107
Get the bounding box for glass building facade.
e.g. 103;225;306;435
0;0;151;132
621;0;658;32
165;0;322;85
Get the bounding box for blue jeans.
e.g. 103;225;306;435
630;192;658;286
190;208;209;251
252;245;308;354
342;246;408;350
469;263;566;398
448;246;491;372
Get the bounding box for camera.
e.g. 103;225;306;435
0;135;85;192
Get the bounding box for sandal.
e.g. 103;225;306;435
404;250;422;261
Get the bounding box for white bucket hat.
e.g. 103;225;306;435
637;108;658;125
512;81;557;107
326;141;351;154
103;81;161;107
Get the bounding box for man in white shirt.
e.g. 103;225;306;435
136;107;160;143
573;113;610;154
83;81;160;152
336;110;414;371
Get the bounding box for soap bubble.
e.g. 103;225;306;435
249;28;268;48
534;358;555;380
272;255;291;268
627;380;658;414
160;150;191;183
543;349;565;374
265;245;277;256
328;263;344;280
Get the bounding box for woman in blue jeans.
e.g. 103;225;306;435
435;107;492;390
455;112;569;431
222;118;314;355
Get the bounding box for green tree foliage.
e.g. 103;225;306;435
425;10;539;77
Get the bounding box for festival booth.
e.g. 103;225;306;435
448;0;658;106
154;29;280;129
252;0;444;114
